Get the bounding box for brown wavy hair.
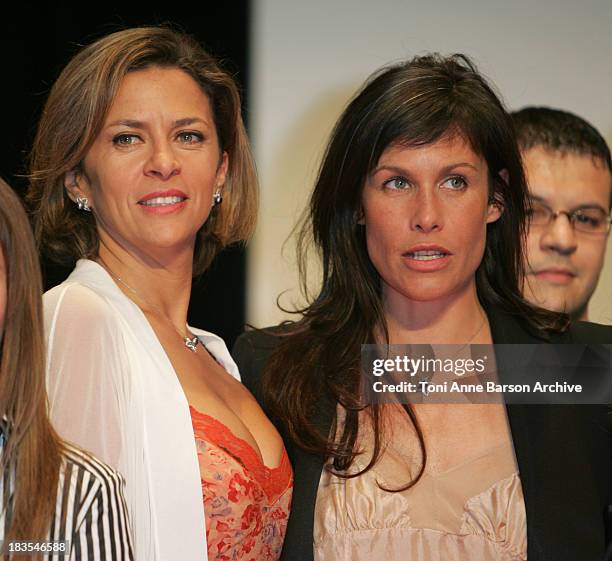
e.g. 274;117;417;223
262;54;568;488
27;25;257;275
0;178;63;553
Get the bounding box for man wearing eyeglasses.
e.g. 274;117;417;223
512;107;612;321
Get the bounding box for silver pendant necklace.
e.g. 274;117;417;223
184;336;199;352
97;257;200;353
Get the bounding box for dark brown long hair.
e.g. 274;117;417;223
0;178;63;551
262;54;567;486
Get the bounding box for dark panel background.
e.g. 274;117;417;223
0;2;250;348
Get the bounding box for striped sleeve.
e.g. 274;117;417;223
0;432;133;560
58;447;134;561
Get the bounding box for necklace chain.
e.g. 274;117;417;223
97;258;200;353
456;312;487;348
434;311;488;363
418;312;488;395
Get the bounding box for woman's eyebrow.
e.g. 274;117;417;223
172;117;208;127
106;117;209;128
370;164;410;176
439;162;479;173
107;119;145;128
370;161;479;177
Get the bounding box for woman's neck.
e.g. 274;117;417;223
383;282;490;345
96;236;194;330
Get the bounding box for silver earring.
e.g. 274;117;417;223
212;191;223;206
76;196;91;212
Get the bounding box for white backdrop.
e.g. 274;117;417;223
248;0;612;327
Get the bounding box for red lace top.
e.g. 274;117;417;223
189;405;293;561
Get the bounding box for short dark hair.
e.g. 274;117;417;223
511;106;611;171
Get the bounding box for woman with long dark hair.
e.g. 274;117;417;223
0;178;132;560
233;54;611;561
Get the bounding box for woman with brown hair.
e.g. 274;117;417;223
28;27;291;561
233;54;611;561
0;177;132;560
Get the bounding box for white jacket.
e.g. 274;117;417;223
44;259;240;561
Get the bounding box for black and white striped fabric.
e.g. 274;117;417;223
1;440;134;560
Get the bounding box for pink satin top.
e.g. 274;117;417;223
190;405;293;561
314;406;526;561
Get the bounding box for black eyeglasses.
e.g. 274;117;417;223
527;201;612;234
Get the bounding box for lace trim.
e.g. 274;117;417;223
189;405;292;500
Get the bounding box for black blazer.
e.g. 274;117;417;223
232;307;612;561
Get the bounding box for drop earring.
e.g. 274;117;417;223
212;190;223;206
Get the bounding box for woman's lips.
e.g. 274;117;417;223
137;190;188;215
534;269;576;285
402;247;451;272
